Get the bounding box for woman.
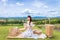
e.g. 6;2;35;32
17;16;46;39
17;16;36;38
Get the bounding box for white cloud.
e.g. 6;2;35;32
31;0;60;17
32;2;43;8
31;0;49;14
3;2;7;6
1;0;8;2
1;0;8;6
0;0;60;17
21;9;37;13
32;0;48;8
16;2;24;6
9;4;14;7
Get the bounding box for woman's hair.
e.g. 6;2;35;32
27;15;32;23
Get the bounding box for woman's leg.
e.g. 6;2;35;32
16;34;24;38
33;30;42;35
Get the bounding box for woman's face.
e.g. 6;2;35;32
27;17;30;21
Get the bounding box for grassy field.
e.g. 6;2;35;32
0;25;60;40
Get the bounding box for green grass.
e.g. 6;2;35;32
0;25;60;40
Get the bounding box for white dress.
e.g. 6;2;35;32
22;21;36;38
17;21;47;39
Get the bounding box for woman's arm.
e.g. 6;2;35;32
19;28;25;31
19;23;27;31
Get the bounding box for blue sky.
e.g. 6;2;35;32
0;0;60;17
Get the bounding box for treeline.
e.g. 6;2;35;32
0;18;60;25
33;18;60;25
0;18;24;25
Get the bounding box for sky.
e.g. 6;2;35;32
0;0;60;17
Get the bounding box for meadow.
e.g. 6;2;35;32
0;18;60;40
0;25;60;40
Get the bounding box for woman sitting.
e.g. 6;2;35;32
17;16;46;39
